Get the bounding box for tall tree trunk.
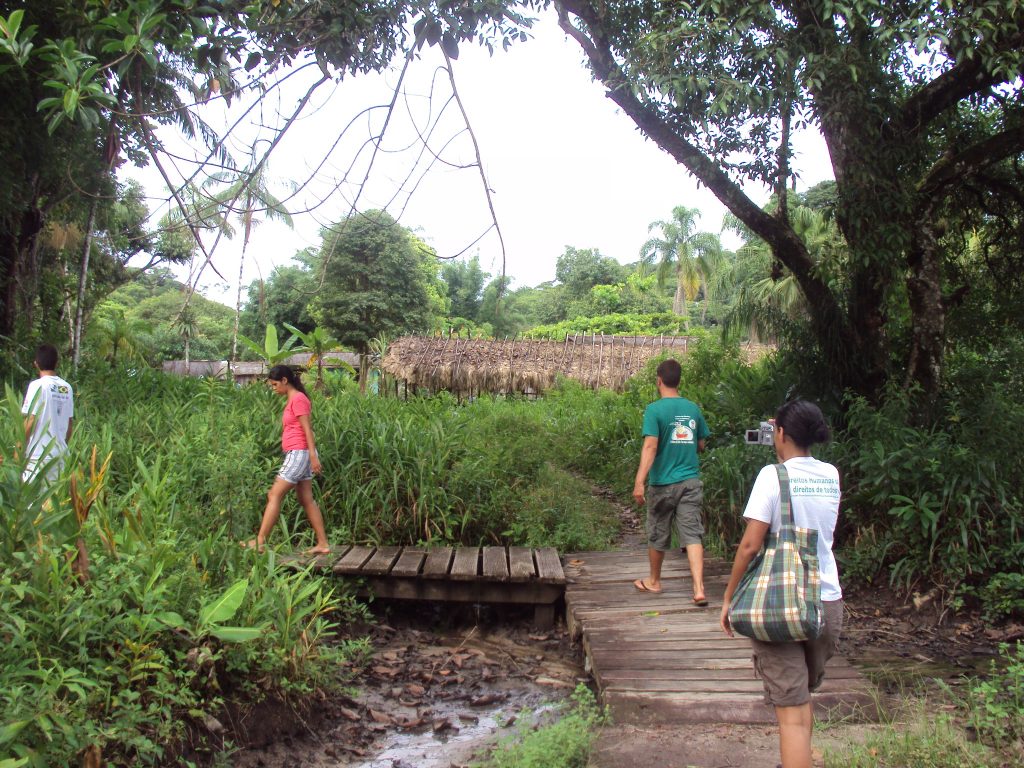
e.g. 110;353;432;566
73;197;99;370
672;278;685;315
905;219;945;403
230;241;249;364
1;203;44;339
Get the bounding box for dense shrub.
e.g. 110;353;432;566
0;381;366;766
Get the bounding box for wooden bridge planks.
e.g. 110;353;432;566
292;544;566;628
421;547;454;578
563;548;878;725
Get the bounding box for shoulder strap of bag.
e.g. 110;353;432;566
774;463;794;542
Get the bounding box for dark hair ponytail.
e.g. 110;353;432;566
267;364;307;395
775;399;830;449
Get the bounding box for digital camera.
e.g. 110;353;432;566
744;421;774;446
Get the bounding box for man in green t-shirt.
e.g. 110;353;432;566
632;358;711;604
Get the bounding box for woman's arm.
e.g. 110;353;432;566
297;413;321;474
719;518;771;636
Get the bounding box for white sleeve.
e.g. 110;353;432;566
743;464;780;525
21;380;42;415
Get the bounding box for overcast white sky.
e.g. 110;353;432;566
126;8;834;305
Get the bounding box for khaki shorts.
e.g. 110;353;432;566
749;599;844;707
646;478;704;549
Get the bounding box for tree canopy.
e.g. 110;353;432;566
556;0;1024;399
309;210;445;352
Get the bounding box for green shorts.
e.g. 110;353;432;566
646;478;704;549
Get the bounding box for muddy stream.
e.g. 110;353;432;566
232;604;586;768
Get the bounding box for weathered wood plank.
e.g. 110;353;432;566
391;548;427;577
535;547;565;583
333;545;376;574
482;547;509;581
358;577;562;605
565;547;875;726
508;547;536;581
421;547;454;578
449;547;480;580
362;546;402;575
597;667;863;682
602;689;879;725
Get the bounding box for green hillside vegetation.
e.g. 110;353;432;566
95;270;235;363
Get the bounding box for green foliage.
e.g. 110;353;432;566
509;465;619;552
441;254;488;322
833;390;1023;588
310;210;445;352
824;709;1002;768
237;324;305;366
525;311;691;338
640;205;724;322
475;684;605;768
240;262;317;342
554;246;626;303
95;269;235;363
963;642;1024;747
0;371;366;766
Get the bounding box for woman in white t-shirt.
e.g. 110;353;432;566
719;400;842;768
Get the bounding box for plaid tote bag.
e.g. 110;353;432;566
728;463;824;642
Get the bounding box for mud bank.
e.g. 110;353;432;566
232;605;586;767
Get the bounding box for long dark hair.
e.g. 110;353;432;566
775;399;830;449
267;364;307;395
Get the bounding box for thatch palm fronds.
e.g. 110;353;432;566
381;335;700;396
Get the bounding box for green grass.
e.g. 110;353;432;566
474;685;606;768
824;708;1004;768
510;464;621;552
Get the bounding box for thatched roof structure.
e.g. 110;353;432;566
381;335;698;394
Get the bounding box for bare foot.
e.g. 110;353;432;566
693;594;709;606
304;545;332;556
240;539;265;553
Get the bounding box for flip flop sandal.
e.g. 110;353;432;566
634;579;662;593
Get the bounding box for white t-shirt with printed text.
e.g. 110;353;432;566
21;374;74;471
742;456;842;601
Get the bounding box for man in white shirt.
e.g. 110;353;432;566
21;344;74;484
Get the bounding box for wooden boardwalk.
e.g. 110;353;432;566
292;545;566;627
563;548;876;724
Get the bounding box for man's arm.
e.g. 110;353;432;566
632;435;659;505
24;414;36;442
697;438;706;453
65;417;74;443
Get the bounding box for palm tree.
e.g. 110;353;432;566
173;304;199;373
721;206;846;341
283;324;348;390
639;205;725;326
201;165;293;364
89;310;149;366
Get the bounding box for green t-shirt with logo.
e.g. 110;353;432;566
642;396;710;486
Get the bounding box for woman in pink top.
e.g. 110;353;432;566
245;365;330;554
